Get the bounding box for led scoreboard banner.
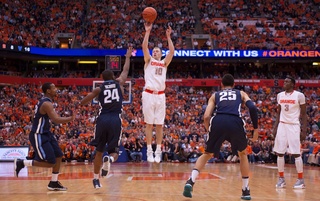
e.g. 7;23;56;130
1;43;31;53
105;55;121;71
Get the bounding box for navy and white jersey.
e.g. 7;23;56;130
31;97;52;134
214;88;242;117
98;80;123;115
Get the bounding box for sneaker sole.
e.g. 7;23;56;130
293;185;305;189
276;183;286;188
147;157;155;163
47;187;67;191
241;195;251;200
94;185;102;189
183;184;192;198
154;157;161;163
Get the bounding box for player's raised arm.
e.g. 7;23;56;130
142;23;152;64
164;25;174;67
117;47;132;86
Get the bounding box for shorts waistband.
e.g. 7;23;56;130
280;121;299;125
144;89;165;95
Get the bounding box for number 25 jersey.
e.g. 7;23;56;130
214;88;242;117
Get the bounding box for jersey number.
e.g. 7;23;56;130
104;89;120;103
155;67;163;75
219;91;236;101
284;104;289;111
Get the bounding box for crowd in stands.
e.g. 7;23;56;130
199;0;320;50
1;0;319;50
0;77;319;165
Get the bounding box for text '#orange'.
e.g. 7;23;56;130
268;51;320;57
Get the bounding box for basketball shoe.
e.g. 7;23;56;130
47;181;67;191
101;156;110;177
183;178;194;198
93;179;102;189
154;150;162;163
147;150;155;163
241;187;251;200
14;158;25;177
293;179;305;189
275;177;286;188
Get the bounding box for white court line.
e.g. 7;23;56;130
256;165;278;169
209;173;226;179
126;173;162;181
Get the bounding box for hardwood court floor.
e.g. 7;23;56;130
1;161;319;201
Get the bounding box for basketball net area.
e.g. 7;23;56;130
92;80;132;105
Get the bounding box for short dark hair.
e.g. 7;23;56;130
42;82;53;93
222;74;234;87
102;69;114;80
286;75;296;85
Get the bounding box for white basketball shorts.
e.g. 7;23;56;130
273;122;301;155
142;91;165;125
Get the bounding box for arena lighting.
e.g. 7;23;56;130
37;60;59;64
312;62;319;66
78;60;98;64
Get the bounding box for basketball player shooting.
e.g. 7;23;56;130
142;22;174;163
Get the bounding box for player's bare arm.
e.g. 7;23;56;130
300;103;307;140
41;102;75;124
163;26;174;67
203;93;216;131
241;91;259;141
142;23;152;65
117;46;133;86
272;104;281;138
80;87;101;105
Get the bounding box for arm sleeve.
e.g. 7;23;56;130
245;100;258;129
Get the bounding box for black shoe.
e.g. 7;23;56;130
241;187;251;200
183;178;194;198
47;181;67;191
14;158;25;177
93;179;102;189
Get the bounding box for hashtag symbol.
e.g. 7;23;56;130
262;51;267;57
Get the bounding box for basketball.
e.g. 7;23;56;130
142;7;157;23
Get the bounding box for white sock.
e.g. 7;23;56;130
109;156;114;163
295;156;303;173
242;177;249;190
51;173;59;182
191;169;199;183
277;156;285;174
94;173;99;180
147;145;152;152
23;160;33;167
156;144;161;152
